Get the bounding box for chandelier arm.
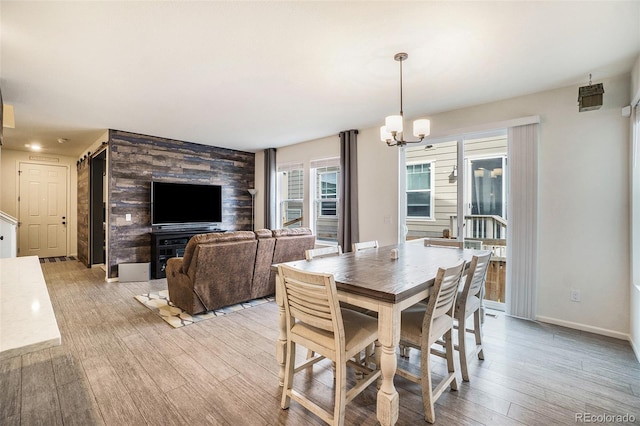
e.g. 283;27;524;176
392;134;424;145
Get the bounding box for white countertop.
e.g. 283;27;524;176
0;256;61;360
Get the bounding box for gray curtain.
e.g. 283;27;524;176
264;148;277;229
338;130;359;252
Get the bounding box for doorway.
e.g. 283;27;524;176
18;162;68;258
90;150;107;266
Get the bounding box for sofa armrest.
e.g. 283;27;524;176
167;256;184;275
166;256;206;315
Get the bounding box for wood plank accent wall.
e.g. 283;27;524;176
76;160;90;266
106;130;255;278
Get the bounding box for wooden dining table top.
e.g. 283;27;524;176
275;240;490;304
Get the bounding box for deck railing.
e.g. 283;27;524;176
283;216;303;227
450;214;507;240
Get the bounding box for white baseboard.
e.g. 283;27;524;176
106;277;118;283
630;335;640;363
536;315;631;342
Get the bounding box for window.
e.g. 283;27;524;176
311;159;340;243
406;162;433;218
277;163;304;228
318;170;338;216
469;156;506;218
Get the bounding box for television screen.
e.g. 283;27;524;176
151;181;222;226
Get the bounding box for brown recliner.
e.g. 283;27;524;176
166;227;315;315
166;231;258;315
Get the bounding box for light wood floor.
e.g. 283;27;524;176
1;260;639;425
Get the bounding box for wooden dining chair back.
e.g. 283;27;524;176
455;252;491;381
423;237;463;248
397;260;466;424
305;245;342;260
352;240;379;252
278;264;380;426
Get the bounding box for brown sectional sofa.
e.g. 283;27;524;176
166;227;315;315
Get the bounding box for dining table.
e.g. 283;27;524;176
274;239;490;426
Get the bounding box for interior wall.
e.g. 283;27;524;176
274;73;632;338
630;54;640;360
0;148;79;256
632;55;640;106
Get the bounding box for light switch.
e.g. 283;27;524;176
125;214;132;222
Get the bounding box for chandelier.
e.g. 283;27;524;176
380;52;430;147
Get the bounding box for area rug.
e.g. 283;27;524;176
134;290;274;328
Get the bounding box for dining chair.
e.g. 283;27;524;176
399;236;462;358
278;264;381;426
305;245;343;260
454;252;491;381
350;239;380;368
304;244;343;360
352;240;379;252
423;237;463;248
397;260;466;424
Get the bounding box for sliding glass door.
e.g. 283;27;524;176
402;131;508;310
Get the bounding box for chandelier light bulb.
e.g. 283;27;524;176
385;115;403;134
413;119;430;138
380;126;393;142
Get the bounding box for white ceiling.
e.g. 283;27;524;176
1;1;639;158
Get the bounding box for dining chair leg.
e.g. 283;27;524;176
281;341;296;409
375;340;382;389
420;346;436;423
474;309;484;360
399;344;409;358
334;359;347;426
458;314;470;382
445;329;458;391
365;343;373;367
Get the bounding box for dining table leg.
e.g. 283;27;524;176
275;272;287;387
376;304;400;426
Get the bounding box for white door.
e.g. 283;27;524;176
18;163;68;258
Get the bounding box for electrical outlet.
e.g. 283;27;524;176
125;213;132;222
570;289;581;302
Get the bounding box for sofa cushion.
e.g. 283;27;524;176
252;230;276;298
271;228;315;264
181;231;256;272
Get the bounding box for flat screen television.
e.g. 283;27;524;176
151;181;222;227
